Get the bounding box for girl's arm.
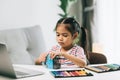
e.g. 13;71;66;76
35;53;48;65
50;52;87;67
61;52;86;67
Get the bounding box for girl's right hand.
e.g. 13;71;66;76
35;53;48;65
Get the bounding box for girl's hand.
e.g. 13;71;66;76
35;53;48;65
49;51;60;59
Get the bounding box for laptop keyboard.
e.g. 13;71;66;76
14;66;44;78
15;70;29;76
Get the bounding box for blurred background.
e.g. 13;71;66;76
0;0;120;63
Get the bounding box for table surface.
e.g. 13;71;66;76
0;64;120;80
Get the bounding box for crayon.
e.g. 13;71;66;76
78;70;86;76
69;72;75;76
71;71;80;76
75;70;86;76
105;64;118;70
97;65;110;71
64;71;71;76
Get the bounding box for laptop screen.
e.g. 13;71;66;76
0;43;44;78
0;43;16;78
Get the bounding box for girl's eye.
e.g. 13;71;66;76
56;34;60;36
63;34;68;37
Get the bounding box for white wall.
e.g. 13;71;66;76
96;0;120;63
0;0;62;51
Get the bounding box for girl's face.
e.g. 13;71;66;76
56;24;76;50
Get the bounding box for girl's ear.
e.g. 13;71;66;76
73;32;78;39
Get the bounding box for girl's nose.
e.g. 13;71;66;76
59;35;63;41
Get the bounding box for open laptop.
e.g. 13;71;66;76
0;43;44;78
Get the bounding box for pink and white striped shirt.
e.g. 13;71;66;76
47;44;86;65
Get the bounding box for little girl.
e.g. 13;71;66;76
35;17;88;67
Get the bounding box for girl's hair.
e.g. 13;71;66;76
55;17;80;36
54;17;89;60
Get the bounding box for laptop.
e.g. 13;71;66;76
0;43;44;78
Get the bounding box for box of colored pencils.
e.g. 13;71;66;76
50;69;93;78
85;64;120;73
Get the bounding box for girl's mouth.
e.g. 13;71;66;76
58;42;64;45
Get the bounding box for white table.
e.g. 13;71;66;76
0;64;120;80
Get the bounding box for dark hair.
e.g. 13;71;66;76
54;17;89;60
54;17;81;36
